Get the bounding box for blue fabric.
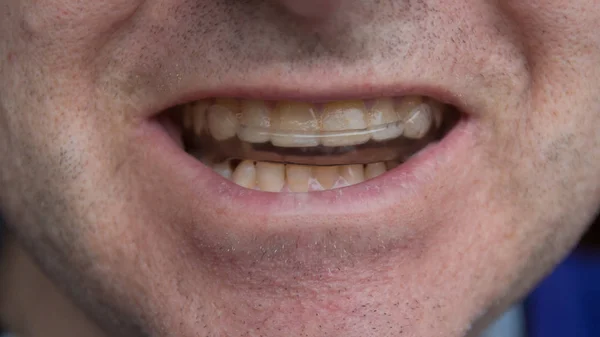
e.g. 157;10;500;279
525;249;600;337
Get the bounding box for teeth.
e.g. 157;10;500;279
212;161;233;179
193;100;211;135
339;164;365;185
396;95;423;110
185;95;447;147
367;98;404;141
237;100;272;143
286;165;312;192
312;166;340;190
427;99;445;128
271;102;320;147
223;161;391;191
183;96;452;191
365;162;387;179
207;98;240;141
402;104;434;139
182;100;210;134
232;160;256;189
395;96;433;139
256;162;285;192
320;100;370;146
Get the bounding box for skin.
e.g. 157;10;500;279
1;0;600;336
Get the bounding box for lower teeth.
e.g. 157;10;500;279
206;159;397;192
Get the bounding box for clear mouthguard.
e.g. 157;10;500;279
179;98;459;166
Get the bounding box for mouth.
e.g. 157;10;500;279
159;95;463;193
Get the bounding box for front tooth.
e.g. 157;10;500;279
207;98;240;141
232;160;256;189
256;162;285;192
321;100;370;147
271;102;320;147
212;161;233;179
313;166;340;190
238;100;271;143
286;165;311;193
367;98;404;141
339;164;365;185
365;162;386;179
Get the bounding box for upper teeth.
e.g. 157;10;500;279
182;96;444;148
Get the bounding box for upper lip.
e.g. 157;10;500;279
145;81;473;121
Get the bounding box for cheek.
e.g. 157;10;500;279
501;0;600;46
7;0;145;85
21;0;143;37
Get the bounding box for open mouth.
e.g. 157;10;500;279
161;95;462;193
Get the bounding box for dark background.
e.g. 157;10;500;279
579;212;600;249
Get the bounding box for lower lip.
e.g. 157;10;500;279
137;115;476;219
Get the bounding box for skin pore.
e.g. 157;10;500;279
1;1;600;336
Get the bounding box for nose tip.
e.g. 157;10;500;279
276;0;342;20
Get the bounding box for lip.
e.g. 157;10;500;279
136;79;479;122
137;101;476;223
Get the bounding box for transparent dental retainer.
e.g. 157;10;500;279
179;102;460;166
